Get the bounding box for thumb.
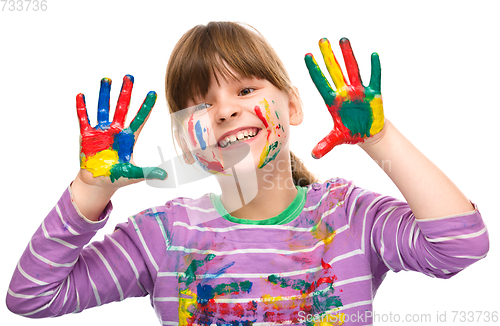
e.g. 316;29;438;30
109;163;167;183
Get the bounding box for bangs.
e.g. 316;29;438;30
165;22;291;114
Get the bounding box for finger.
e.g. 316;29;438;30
76;93;92;134
368;53;381;93
304;53;336;106
339;38;362;88
129;91;157;133
143;166;168;180
97;78;112;129
110;75;134;131
109;163;167;183
311;129;348;159
319;38;347;90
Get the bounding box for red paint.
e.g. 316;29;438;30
196;154;224;173
76;94;116;156
232;303;245;318
339;38;362;88
312;100;363;159
321;259;332;269
80;129;115;156
110;75;133;132
76;93;91;134
305;274;337;294
187;114;198;147
263;311;288;323
219;302;230;315
254;106;269;128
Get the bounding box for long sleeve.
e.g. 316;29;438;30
345;185;489;283
6;186;154;318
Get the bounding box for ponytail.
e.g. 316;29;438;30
290;151;318;187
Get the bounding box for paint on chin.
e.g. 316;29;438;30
195;153;226;174
185;114;229;175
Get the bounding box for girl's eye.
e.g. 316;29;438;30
239;88;255;96
195;103;212;111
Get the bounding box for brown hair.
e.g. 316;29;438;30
165;21;318;186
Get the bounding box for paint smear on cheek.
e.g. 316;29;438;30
187;114;198;147
254;106;269;129
195;120;207;150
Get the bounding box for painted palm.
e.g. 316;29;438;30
305;38;384;159
77;75;166;183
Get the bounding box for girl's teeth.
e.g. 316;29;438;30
219;129;259;148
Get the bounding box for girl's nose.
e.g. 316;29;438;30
214;103;241;123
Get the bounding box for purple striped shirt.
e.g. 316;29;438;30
7;178;489;325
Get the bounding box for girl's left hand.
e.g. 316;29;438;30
305;38;385;159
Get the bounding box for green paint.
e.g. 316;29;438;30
109;163;167;183
213;281;239;295
179;254;216;286
239;280;252;293
275;110;279;119
368;53;381;93
337;101;373;137
213;280;253;295
258;141;281;169
130;91;157;132
305;55;335;106
311;287;342;314
268;274;311;293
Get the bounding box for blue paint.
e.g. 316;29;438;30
203;261;235;280
125;74;134;83
97;78;111;130
196;283;214;304
113;128;135;162
119;74;134;93
195;120;207;150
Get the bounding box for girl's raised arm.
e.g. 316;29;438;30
7;75;168;317
305;38;473;220
72;75;167;221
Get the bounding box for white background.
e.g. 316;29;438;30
1;0;499;324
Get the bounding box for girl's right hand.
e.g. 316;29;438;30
304;38;385;159
76;75;167;191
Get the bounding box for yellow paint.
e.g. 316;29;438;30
257;98;272;168
178;288;197;326
261;98;275;132
313;313;346;326
369;96;384;135
262;293;287;310
319;39;347;97
80;149;119;177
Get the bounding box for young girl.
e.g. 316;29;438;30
7;21;489;326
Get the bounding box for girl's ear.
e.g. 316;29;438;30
174;130;196;165
288;86;304;126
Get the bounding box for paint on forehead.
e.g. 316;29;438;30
195;120;207;150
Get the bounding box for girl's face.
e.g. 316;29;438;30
175;69;302;176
